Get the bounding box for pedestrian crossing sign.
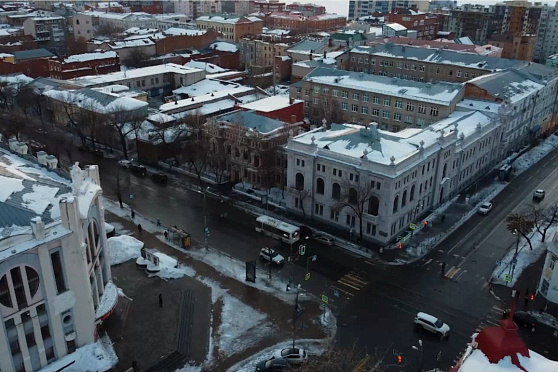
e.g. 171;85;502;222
409;223;416;230
504;274;512;283
305;272;310;281
321;294;329;304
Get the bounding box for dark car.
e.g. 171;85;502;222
130;165;147;176
151;172;168;183
92;149;104;158
513;311;538;331
255;358;289;371
299;225;313;239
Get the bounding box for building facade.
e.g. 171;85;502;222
447;5;493;44
265;12;347;33
538;242;558;305
348;0;429;19
195;15;264;42
173;0;221;19
290;67;464;130
488;34;536;61
285;3;326;16
384;10;439;40
48;51;120;80
0;158;112;372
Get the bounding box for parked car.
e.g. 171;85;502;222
299;225;313;239
255;358;290;371
314;234;334;246
118;159;132;168
130;165;147;176
533;189;545;200
259;248;284;265
478;202;493;215
151;172;168;183
414;312;450;338
272;348;308;365
92;149;104;158
513;311;538;331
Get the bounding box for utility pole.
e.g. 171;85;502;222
292;284;301;349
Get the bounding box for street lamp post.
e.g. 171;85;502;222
292;284;301;349
203;186;210;251
412;339;423;372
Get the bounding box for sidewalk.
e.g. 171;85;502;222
103;208;330;372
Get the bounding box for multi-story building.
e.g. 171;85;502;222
284;64;558;245
348;0;429;20
0;154;113;372
384;9;439;40
488;33;536;61
252;0;286;13
265;12;347;33
429;0;457;11
22;15;66;48
348;44;527;83
538;241;558;304
290;67;464;130
239;36;292;69
532;3;558;64
173;0;221;19
285;3;326;16
195;15;264;42
48;51;120;80
447;5;494;43
203;110;305;188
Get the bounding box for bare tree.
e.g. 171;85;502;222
106;105;145;159
124;48;149;68
149;122;189;164
0;109;28;141
289;187;311;218
96;23;124;38
78;101;106;150
334;177;376;242
304;340;380;372
56;92;89;146
66;36;88;55
184;133;210;188
207;149;228;185
506;212;535;251
528;204;558;242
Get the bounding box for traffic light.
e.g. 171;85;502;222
397;354;402;365
398;242;402;249
530;294;534;301
424;221;429;226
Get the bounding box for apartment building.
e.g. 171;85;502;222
286;3;326;16
195;15;263;42
239;37;292;69
347;44;527;83
348;0;429;19
447;5;493;43
22;16;66;44
533;3;558;64
48;51;120;80
290;67;464;130
384;9;439;40
265;12;347;33
173;0;221;19
538;241;558;305
488;33;536;61
0;156;112;372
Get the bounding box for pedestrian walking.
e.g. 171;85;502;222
164;229;168;241
159;293;163;307
156;218;161;227
441;214;446;223
132;360;139;372
131;209;135;219
441;262;446;275
137;224;142;234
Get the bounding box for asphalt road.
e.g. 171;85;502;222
31;132;558;371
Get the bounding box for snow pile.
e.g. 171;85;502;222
38;336;118;372
108;235;144;265
513;135;558;174
95;280;123;319
154;251;196;280
458;348;558;372
492;224;558;286
529;311;558;330
210;41;238;52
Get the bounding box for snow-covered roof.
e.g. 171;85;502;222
196;15;262;24
385;22;407;31
458;348;558;372
305;67;463;105
185;60;227;73
0;73;32;87
70;63;205;86
164;27;206;36
79;10;154;21
239;95;301;112
209;41;238;53
171;99;236;120
457;99;501;113
290;110;494;166
62;51;117;64
105;38;155;49
43;88;148;114
369;26;383;35
124;27;159;35
467;70;545;104
172;78;252;97
216;110;286;134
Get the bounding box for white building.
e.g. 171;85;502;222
348;0;429;19
173;0;221;19
538;240;558;304
0;151;112;372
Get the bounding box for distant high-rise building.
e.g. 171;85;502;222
173;0;222;19
348;0;428;20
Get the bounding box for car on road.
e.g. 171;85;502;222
513;311;538;331
478;202;493;215
130;164;147;176
92;149;104;158
272;348;308;365
118;159;132;168
259;248;284;265
533;189;545;200
314;234;334;246
151;172;168;183
414;312;450;338
255;358;290;371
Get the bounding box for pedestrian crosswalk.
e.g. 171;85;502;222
444;265;467;281
337;272;368;291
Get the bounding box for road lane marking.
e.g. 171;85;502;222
423;258;433;266
445;266;458;278
329;285;354;297
454;269;466;281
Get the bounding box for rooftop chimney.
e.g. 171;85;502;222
30;217;46;240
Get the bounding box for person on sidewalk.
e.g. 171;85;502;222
441;214;446;223
156;218;161;227
137;224;142;234
164;229;168;241
159;293;163;307
441;262;446;275
131;209;135;219
132;360;139;372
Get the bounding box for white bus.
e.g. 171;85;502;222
255;215;300;244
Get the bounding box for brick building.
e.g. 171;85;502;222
155;29;221;55
123;0;164;14
0;48;55;78
488;33;536;61
196;15;264;42
286;2;326;16
384;9;439;40
236;95;304;123
265;12;347;33
48;51;120;80
252;0;286;13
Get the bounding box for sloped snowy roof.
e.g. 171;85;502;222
217;110;286;134
458;348;558;372
106;38;155;49
385;22;407;31
304;67;463;105
239;95;300;112
43;88;147;113
209;41;238;53
63;51;117;64
172;78;252;97
467;70;544;104
164;27;206;36
185;60;227;73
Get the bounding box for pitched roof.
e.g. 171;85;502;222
13;48;54;61
217;110;285;134
467;69;544;104
351;44;527;71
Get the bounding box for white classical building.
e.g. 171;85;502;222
538;240;558;304
0;151;112;372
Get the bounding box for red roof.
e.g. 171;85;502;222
475;317;529;370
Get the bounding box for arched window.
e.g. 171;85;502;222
349;188;358;204
332;182;341;199
393;195;399;213
442;163;447;178
368;195;379;216
410;185;415;201
295;173;304;191
316;177;324;194
402;190;407;207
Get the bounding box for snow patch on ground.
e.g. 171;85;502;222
108;235;144;265
155;251;196;280
492;224;558;286
458;348;558;372
513;135;558;174
529;311;558;330
38;336;117;372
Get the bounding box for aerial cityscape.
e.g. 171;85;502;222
2;0;558;371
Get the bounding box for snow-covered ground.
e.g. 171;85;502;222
108;235;144;265
529;310;558;330
458;348;558;372
153;250;196;280
513;135;558;174
491;224;558;286
38;336;117;372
